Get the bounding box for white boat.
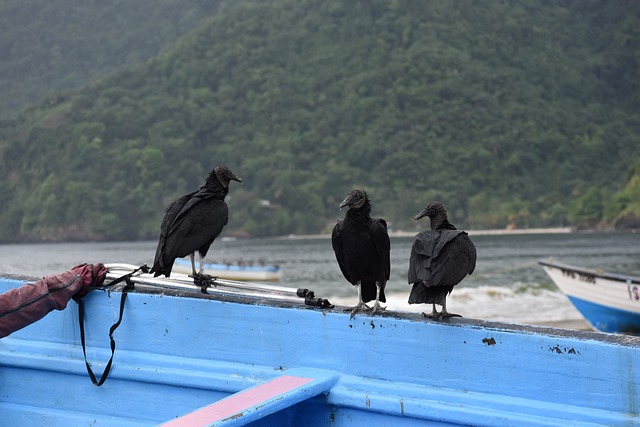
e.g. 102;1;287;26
172;258;281;281
539;259;640;335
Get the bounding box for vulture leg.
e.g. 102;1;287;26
189;253;198;277
191;253;216;293
422;304;439;318
440;298;461;318
371;281;386;315
350;282;370;319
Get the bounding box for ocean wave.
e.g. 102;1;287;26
327;284;584;325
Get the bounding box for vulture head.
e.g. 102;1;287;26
339;188;370;210
210;165;243;189
415;201;448;230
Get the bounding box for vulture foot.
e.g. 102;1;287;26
349;302;370;319
371;302;386;315
192;273;218;294
440;311;462;319
422;311;462;319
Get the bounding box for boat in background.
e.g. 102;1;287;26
172;257;281;281
540;259;640;335
1;264;639;426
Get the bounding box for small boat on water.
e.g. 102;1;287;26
1;263;639;426
172;258;281;281
540;259;640;335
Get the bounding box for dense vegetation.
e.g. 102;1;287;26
1;0;639;242
0;0;221;119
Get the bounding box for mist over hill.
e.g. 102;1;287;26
0;0;639;242
0;0;222;119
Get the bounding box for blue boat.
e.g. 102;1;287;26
540;260;640;335
1;264;639;426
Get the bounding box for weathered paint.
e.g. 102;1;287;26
0;274;639;426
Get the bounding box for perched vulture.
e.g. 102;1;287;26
408;201;476;318
332;188;390;318
150;165;242;289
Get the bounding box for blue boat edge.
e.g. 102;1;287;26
568;295;640;335
1;272;639;426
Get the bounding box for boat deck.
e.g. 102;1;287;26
1;269;639;426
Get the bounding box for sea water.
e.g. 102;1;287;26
1;231;638;329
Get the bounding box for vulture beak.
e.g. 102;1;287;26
231;174;243;185
338;194;353;209
414;208;428;221
339;189;367;210
339;194;352;210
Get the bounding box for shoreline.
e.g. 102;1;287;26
396;227;573;238
277;227;573;240
0;227;580;245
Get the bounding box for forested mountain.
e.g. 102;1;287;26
0;0;222;119
0;0;639;242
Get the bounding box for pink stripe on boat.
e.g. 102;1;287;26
161;375;314;427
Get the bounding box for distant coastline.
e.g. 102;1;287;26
466;227;573;236
0;227;582;244
393;227;573;238
278;227;573;240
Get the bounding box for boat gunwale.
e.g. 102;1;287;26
3;270;640;347
539;259;640;285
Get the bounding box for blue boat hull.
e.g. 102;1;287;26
568;295;640;334
1;272;639;426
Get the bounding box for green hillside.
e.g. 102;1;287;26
0;0;222;119
1;0;639;242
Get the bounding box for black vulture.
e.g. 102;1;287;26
408;201;476;318
150;166;242;287
332;189;390;318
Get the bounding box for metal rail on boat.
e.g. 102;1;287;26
104;263;332;308
172;258;282;282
